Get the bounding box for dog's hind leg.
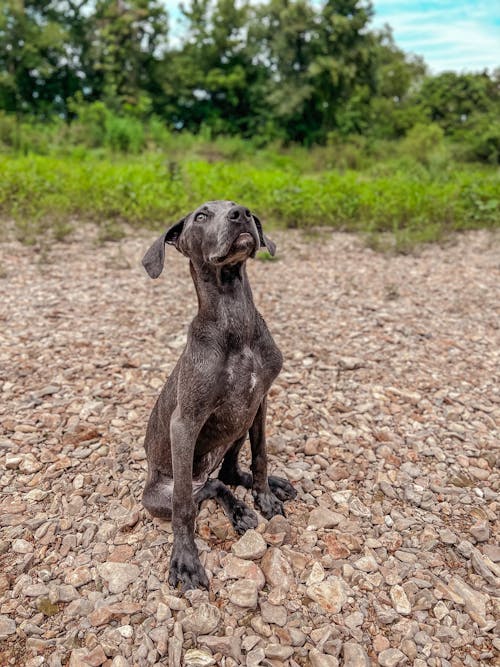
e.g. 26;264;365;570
142;468;173;519
218;435;253;487
196;479;258;535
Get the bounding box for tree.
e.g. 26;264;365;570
160;0;259;135
0;0;69;117
88;0;169;110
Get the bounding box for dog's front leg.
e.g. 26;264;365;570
168;409;209;591
250;397;296;519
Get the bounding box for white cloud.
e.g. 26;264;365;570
372;0;500;72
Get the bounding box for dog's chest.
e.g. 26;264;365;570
226;345;260;395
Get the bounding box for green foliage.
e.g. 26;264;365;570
0;151;498;252
401;123;445;166
452;112;500;165
0;0;498;150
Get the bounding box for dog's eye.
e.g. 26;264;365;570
195;212;207;222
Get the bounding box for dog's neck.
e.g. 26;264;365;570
190;260;256;336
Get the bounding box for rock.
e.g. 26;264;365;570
0;615;16;639
307;507;342;529
183;649;215;666
309;649;340;667
68;650;91;667
228;580;259;608
198;635;242;662
111;659;130;667
439;528;458;545
373;635;390;653
182;603;220;635
265;644;294;660
433;601;449;620
88;602;142;627
260;547;294;591
263;515;291;545
390;585;411;615
343;641;370;667
323;535;350;559
162;592;188;611
344;612;364;629
231;530;267;560
378;648;406;666
12;539;33;554
338;356;364;370
306;577;347;613
246;646;265;667
97;562;139;594
260;601;287;626
220;554;265;589
348;497;371;518
81;646;107;666
65;566;93;588
482;544;500;562
470;520;490;542
354;555;378;572
307;561;325;586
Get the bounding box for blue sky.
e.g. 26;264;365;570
164;0;500;74
372;0;500;73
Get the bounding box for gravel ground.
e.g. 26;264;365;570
0;227;499;667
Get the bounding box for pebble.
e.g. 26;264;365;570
198;635;242;662
343;642;370;667
265;644;294;660
307;507;342;529
97;562;139;594
228;580;259;608
469;520;490;542
309;651;339;666
390;585;412;615
260;600;287;626
260;547;294;591
306;577;347;613
1;230;498;667
0;615;16;639
183;649;216;666
12;538;33;554
221;555;266;589
378;648;406;666
354;555;378;572
231;530;267;560
181;603;220;634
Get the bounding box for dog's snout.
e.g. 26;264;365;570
228;205;251;223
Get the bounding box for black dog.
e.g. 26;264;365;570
141;200;296;591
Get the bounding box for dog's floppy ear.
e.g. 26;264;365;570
252;214;276;257
142;217;186;278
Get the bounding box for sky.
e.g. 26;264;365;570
371;0;500;73
164;0;500;74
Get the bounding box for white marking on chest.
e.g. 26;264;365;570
250;372;257;392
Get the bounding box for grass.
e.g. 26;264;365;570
0;149;498;251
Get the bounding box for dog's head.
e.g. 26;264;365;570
142;200;276;279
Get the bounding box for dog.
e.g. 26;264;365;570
141;200;296;591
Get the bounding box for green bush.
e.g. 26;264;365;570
105;115;144;153
1;153;498;249
453;113;500;165
401;123;445;166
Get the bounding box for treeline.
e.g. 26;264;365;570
0;0;499;160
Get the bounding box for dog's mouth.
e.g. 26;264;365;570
212;232;256;266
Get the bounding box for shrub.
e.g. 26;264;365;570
401;123;445;166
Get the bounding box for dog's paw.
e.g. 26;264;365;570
230;500;259;535
168;543;209;592
253;490;286;520
269;475;297;502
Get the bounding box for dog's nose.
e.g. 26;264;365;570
228;206;251;223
